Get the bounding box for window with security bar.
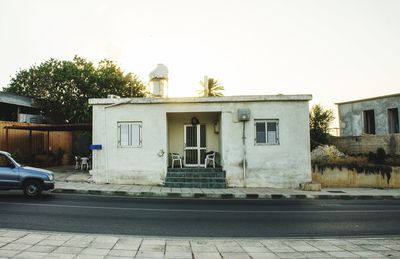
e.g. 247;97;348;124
254;120;279;145
117;122;142;148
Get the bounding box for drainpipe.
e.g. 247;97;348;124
242;121;247;187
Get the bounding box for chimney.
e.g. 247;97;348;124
149;64;169;97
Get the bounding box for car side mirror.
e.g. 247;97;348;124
8;163;15;169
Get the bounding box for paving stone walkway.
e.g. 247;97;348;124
0;229;399;258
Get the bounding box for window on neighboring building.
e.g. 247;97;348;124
363;110;375;134
388;108;399;134
117;122;142;147
255;120;279;145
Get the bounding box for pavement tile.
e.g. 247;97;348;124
191;245;218;253
266;245;296;253
13;251;48;258
359;244;391;251
376;250;400;257
46;234;73;241
166;240;190;246
37;239;67;246
75;255;105;259
63;240;92;247
26;245;57;253
216;245;245;253
384;244;400;250
0;249;20;257
52;246;84;254
274;252;307;258
300;251;333;258
326;251;360;258
347;239;377;245
1;243;32;251
304;240;333;246
352;250;387;257
247;252;279;258
289;245;320;252
164;251;193;259
314;245;344;252
165;245;191;252
0;237;19;243
107;249;137;257
141;239;165;245
113;243;140;250
135;251;164;258
237;240;264;246
220;252;252;259
336;244;365;251
139;244;165;252
45;253;77;259
81;247;111;256
242;246;271;253
192;252;222;259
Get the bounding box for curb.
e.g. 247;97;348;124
52;188;400;200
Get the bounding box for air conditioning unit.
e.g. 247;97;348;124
238;108;251;121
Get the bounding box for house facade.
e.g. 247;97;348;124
89;95;312;188
333;93;400;155
337;93;400;136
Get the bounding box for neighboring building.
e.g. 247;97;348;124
333;93;400;155
0;92;43;123
337;93;400;136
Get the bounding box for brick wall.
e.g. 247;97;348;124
331;134;400;155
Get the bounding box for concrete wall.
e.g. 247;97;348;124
331;134;400;155
312;165;400;188
338;95;400;136
91;100;311;188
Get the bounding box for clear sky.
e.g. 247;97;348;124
0;0;399;118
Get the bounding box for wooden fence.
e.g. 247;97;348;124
0;121;72;164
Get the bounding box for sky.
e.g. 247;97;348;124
0;0;399;124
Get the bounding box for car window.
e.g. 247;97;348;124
0;154;13;168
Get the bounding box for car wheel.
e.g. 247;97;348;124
23;180;42;198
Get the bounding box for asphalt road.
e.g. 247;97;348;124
1;191;400;238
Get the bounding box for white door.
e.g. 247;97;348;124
184;124;206;166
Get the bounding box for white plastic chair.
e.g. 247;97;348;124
81;157;89;170
204;151;216;168
171;153;183;168
74;156;80;170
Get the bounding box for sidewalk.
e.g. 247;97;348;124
48;166;400;200
1;228;399;259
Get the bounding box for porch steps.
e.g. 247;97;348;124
165;167;226;188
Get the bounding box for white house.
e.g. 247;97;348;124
89;65;312;188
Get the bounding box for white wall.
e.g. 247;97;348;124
91;100;311;188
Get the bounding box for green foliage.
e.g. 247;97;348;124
309;104;334;150
198;78;224;97
4;56;147;123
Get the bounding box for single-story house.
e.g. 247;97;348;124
0;91;43;123
89;94;312;188
332;93;400;155
337;93;400;136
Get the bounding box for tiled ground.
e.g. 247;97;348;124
0;229;400;258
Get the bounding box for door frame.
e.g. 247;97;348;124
184;124;206;167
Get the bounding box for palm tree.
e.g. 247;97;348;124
198;78;224;97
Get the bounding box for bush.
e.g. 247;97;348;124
368;148;386;164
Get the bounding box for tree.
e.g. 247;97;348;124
309;104;334;150
198;78;224;97
4;56;147;123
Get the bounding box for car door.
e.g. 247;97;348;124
0;154;19;189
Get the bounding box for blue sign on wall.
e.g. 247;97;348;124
89;144;102;150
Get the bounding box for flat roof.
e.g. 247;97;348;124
335;93;400;105
3;123;92;131
0;92;37;108
89;94;312;105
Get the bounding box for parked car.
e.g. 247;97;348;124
0;151;55;197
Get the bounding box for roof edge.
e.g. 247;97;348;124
89;94;312;105
335;93;400;105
